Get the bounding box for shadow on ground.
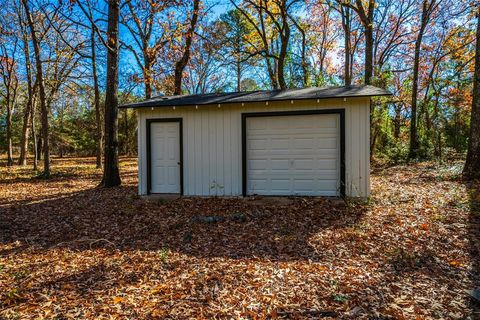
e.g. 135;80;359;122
0;184;365;262
467;181;480;314
1;159;478;318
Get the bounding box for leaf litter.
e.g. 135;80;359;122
0;157;479;319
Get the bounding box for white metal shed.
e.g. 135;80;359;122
120;85;391;198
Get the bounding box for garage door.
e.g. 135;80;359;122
246;113;341;196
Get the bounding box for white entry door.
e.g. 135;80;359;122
246;113;341;196
150;121;181;193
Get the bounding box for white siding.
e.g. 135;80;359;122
137;97;371;197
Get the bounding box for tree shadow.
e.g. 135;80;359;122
3;160;476;317
0;187;369;317
0;185;366;262
466;180;480;314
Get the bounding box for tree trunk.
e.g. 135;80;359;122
31;103;38;171
464;8;480;180
409;40;421;159
59;107;64;158
341;5;352;86
124;109;129;155
37;136;42;161
6;101;13;166
433;93;441;158
174;0;200;95
18;100;31;166
101;0;121;187
277;6;290;90
22;0;50;177
91;24;103;169
349;0;375;84
265;57;278;89
409;0;432;160
144;54;153;99
277;44;288;89
18;33;34;166
354;0;375;85
393;103;402;139
289;12;307;86
364;20;373;85
236;56;241;92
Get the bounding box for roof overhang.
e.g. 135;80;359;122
119;85;392;109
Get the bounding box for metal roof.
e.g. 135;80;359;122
119;85;391;109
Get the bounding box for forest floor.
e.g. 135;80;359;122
0;157;479;319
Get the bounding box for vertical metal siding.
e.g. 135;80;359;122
137;97;371;197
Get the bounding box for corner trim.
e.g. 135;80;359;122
241;109;346;197
146;118;184;195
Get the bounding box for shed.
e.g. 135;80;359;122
120;85;391;198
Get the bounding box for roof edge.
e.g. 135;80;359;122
119;85;392;109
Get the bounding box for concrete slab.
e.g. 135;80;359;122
245;196;296;206
246;196;344;206
141;194;181;204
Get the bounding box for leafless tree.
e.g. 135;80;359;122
409;0;440;159
340;0;375;85
0;40;19;167
174;0;200;95
21;0;51;176
464;4;480;179
121;0;174;99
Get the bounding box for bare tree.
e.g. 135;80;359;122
101;0;121;186
373;0;416;72
306;2;341;86
231;0;278;89
174;0;200;95
340;0;375;85
73;0;121;185
408;0;439;159
15;1;35;166
52;0;104;168
464;5;480;179
339;4;352;85
0;40;19;167
21;0;50;176
90;21;103;169
232;0;300;90
218;9;255;91
121;0;173;99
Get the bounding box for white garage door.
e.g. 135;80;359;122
246;113;341;196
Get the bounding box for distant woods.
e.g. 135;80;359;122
0;0;479;182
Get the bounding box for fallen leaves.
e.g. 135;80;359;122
0;157;479;319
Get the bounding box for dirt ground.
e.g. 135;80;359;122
0;157;479;319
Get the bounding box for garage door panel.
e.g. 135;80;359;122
293;159;314;169
248;178;268;193
246;114;341;196
270;120;294;130
317;159;338;170
318;138;338;149
248;159;268;170
249;138;268;150
271;138;290;150
319;115;338;126
270;159;290;170
293;138;316;149
270;179;290;191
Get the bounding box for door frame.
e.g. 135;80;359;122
241;109;345;197
146;118;184;195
